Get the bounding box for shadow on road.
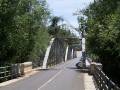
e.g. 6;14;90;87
66;67;89;73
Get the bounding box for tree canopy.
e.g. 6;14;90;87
0;0;50;63
0;0;78;65
81;0;120;85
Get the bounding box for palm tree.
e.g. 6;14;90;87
48;16;63;36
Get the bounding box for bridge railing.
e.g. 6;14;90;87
0;64;20;83
0;62;35;83
0;66;11;82
90;62;120;90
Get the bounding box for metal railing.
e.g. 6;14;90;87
93;65;120;90
0;64;21;83
0;66;11;82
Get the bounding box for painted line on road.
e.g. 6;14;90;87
37;58;79;90
37;70;63;90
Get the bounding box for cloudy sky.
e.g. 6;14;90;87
47;0;94;28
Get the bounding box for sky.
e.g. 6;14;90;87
47;0;94;28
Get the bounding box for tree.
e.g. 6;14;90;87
48;16;63;36
82;0;120;85
0;0;50;63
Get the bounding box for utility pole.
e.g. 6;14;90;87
73;12;86;68
81;28;86;68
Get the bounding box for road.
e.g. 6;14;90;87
0;58;85;90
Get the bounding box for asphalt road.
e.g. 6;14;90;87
0;58;85;90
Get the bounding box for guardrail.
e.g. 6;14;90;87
0;64;20;83
87;57;92;64
0;66;11;82
90;62;120;90
0;62;33;83
21;62;32;75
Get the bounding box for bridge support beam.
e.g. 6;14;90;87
65;45;69;62
71;49;73;59
42;38;55;69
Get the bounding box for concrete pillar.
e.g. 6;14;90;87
82;37;86;68
89;62;102;75
65;45;69;62
89;62;96;75
82;38;85;52
71;49;73;59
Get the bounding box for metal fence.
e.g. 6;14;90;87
0;64;21;83
93;65;120;90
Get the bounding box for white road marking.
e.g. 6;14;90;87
37;70;63;90
38;58;79;90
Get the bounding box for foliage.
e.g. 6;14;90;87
48;16;75;38
0;0;50;63
82;0;120;85
48;16;62;36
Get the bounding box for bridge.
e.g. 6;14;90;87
0;37;120;90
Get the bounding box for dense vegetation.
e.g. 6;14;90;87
0;0;50;63
82;0;120;85
0;0;75;65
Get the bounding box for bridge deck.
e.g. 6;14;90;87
0;58;95;90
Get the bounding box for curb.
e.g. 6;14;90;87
0;68;39;87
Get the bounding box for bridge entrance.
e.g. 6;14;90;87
42;37;81;69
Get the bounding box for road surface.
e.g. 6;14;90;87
0;58;85;90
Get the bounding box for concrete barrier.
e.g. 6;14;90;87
89;62;102;75
20;62;32;75
89;62;95;75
